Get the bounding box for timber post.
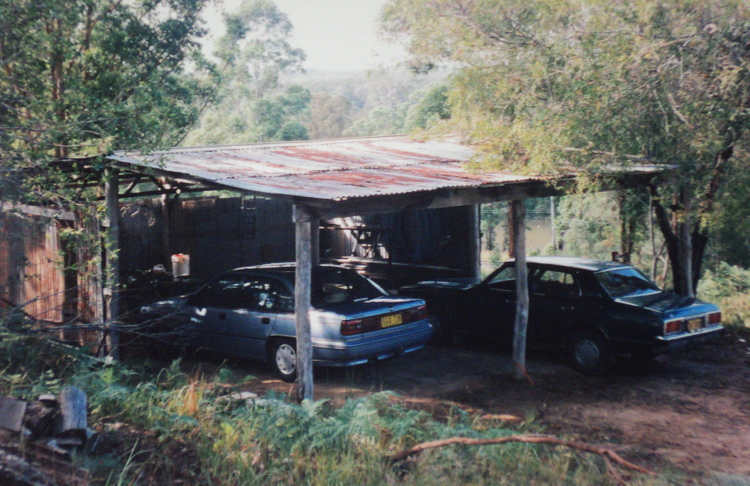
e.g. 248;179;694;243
104;169;121;360
293;204;315;402
468;204;481;278
511;199;529;381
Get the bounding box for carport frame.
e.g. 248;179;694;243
104;136;670;401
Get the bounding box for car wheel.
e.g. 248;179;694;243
269;339;297;382
568;330;612;375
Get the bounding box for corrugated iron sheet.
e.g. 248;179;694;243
109;136;661;202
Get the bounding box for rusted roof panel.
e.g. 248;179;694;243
108;136;662;202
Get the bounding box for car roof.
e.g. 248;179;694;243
506;256;630;272
226;262;348;277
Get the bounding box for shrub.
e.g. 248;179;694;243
698;262;750;335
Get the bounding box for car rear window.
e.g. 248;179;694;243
595;267;660;299
312;268;385;308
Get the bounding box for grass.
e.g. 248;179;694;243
1;318;676;485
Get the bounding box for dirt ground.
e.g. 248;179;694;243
223;334;750;482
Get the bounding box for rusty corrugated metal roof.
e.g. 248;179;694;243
108;136;661;202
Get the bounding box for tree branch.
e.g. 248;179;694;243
389;434;657;476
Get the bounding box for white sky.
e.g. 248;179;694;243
203;0;406;72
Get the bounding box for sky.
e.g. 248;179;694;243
203;0;407;72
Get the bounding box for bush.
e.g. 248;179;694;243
698;262;750;334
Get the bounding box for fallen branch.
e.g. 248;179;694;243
389;434;656;476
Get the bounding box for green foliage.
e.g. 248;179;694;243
697;262;750;333
0;0;214;164
0;327;666;484
405;84;452;130
381;0;750;294
183;0;307;146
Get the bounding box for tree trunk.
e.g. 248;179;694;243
649;185;690;295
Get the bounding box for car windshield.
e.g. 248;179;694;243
595;267;661;299
312;267;386;308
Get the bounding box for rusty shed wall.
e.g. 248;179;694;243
0;212;64;322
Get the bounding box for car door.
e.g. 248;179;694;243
188;273;279;359
527;266;584;348
471;265;519;344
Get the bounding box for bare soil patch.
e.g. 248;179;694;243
220;334;750;482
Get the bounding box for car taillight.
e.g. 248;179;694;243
404;304;428;323
340;316;378;336
665;320;684;334
341;318;363;335
708;311;722;325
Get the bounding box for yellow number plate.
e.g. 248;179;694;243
687;318;703;332
380;314;403;328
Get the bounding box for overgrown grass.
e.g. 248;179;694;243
1;320;671;485
698;262;750;337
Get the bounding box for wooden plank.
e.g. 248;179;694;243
0;397;26;433
467;205;481;278
293;205;314;402
57;388;87;440
105;170;121;359
511;199;529;382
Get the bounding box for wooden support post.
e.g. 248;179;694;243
293;205;314;402
311;218;320;266
161;188;172;266
511;199;529;381
104;170;120;360
468;205;481;278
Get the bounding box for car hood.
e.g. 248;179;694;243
402;277;482;292
617;291;718;317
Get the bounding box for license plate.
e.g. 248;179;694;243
380;314;403;328
687;318;703;332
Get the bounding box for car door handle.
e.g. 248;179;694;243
218;312;227;320
261;317;270;324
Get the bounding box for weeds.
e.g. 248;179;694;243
1;320;670;485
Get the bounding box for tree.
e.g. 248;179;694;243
382;0;750;296
309;92;352;139
255;84;311;141
1;0;215;209
183;0;307;145
217;0;305;102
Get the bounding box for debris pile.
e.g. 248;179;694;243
0;387;92;485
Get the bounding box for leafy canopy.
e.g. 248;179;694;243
382;0;750;176
0;0;215;203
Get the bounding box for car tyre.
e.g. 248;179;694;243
269;338;297;382
568;330;612;375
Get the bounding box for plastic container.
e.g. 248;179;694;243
171;254;190;278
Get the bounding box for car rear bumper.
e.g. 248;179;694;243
611;325;725;356
311;321;433;367
654;325;725;350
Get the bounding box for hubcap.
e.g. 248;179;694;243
275;343;296;375
575;339;600;368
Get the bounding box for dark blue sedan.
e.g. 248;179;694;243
399;256;723;374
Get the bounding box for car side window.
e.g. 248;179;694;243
237;276;278;312
487;266;516;291
274;286;295;313
191;273;246;308
531;270;580;298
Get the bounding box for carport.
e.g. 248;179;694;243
108;135;667;400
